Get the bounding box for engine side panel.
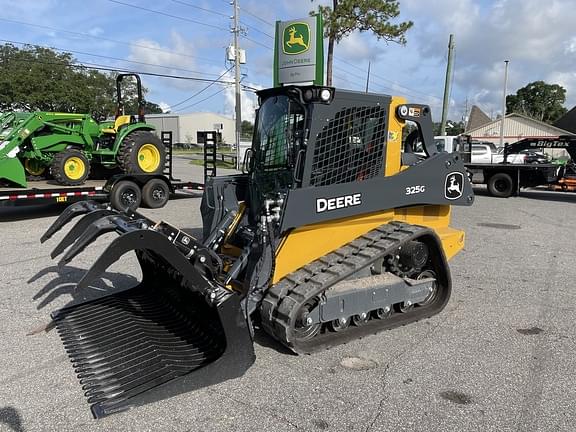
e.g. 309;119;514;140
273;205;463;284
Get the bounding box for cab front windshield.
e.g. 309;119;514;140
253;95;305;172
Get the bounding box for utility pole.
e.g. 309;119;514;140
365;62;371;93
232;0;242;169
440;34;455;136
499;60;509;148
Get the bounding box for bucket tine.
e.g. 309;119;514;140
51;209;116;259
41;201;106;243
59;216;120;267
74;232;141;291
75;229;205;292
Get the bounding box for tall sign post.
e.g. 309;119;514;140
273;15;324;87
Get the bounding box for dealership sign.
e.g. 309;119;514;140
274;15;324;86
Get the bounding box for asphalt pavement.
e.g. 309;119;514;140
1;159;575;431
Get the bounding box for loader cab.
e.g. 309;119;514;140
250;90;308;193
250;86;389;193
247;86;401;213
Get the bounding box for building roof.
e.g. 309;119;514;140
466;112;574;139
466;105;492;132
553;106;576;134
147;112;233;121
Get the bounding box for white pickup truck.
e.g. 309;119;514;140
433;136;527;164
469;143;526;164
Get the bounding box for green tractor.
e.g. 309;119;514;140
0;74;166;187
0;111;29;139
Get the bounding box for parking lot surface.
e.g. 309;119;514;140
1;163;575;431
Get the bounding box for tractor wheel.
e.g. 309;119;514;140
24;158;47;181
141;178;170;209
50;149;90;186
110;180;142;211
118;131;166;175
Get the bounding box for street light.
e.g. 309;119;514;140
500;60;509;148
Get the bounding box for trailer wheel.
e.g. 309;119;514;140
487;173;514;198
142;178;170;209
110;180;142;211
118;131;166;175
50;149;90;186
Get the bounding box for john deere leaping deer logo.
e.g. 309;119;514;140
283;22;310;55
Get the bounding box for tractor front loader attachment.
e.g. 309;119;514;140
0;130;26;187
42;202;255;418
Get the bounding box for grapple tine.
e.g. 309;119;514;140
74;231;143;292
58;216;120;267
41;201;106;243
51;209;117;259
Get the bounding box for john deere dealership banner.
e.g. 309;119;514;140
273;15;324;86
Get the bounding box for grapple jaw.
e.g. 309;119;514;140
42;203;255;418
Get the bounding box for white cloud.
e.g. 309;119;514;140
88;27;104;37
158;102;171;113
401;0;576;114
336;32;384;63
128;31;197;74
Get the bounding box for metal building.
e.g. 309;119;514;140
147;113;235;145
466;113;573;146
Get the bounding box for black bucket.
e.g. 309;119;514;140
50;236;255;418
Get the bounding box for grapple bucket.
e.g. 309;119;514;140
42;202;255;418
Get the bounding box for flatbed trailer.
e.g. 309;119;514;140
461;136;576;197
0;132;204;209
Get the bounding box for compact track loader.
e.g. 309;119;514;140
42;85;474;418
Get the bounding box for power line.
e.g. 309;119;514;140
241;35;272;50
0;17;224;67
170;66;234;108
106;0;228;31
240;6;275;28
168;0;229;18
168;1;273;42
334;57;442;101
0;38;223;78
176;86;228;112
3;54;236;85
241;21;274;40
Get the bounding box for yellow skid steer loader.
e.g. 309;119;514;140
41;85;473;418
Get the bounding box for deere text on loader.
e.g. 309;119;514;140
41;85;474;418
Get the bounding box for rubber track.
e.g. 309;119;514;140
260;221;450;354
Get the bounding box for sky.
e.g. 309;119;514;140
1;0;575;124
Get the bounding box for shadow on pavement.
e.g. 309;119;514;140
472;186;576;203
0;203;67;222
29;265;138;311
0;406;25;432
253;328;296;355
519;189;576;203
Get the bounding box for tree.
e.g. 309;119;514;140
310;0;413;86
0;44;162;119
432;120;464;136
241;120;254;138
144;101;164;114
506;81;568;124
